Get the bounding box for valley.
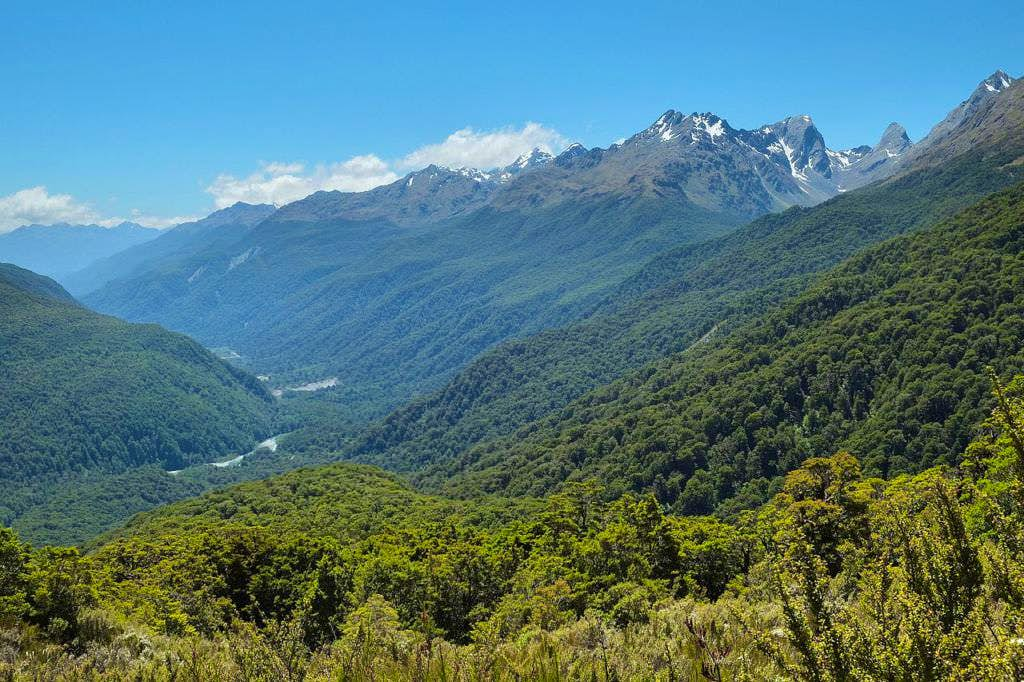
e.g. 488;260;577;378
1;45;1022;680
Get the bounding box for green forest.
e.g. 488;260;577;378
336;138;1024;477
2;372;1023;679
420;183;1024;510
0;265;274;538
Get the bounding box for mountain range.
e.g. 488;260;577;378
63;85;952;427
7;65;1024;678
335;71;1024;481
0;221;159;282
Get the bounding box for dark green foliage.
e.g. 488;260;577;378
0;264;274;537
92;466;748;646
417;182;1024;512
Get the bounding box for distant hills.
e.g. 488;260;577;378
62;202;275;296
0;221;159;282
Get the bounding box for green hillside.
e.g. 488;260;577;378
421;182;1024;511
0;264;274;540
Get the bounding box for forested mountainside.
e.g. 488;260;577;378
3;374;1023;679
79;105;909;421
0;222;158;283
0;264;274;541
419;182;1024;511
332;74;1024;474
62;202;275;296
84;186;745;420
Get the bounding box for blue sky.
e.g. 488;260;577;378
1;0;1021;229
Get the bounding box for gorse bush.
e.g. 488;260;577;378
3;374;1024;679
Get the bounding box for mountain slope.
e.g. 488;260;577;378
0;222;159;284
336;73;1024;475
63;202;275;296
0;263;274;540
423;181;1024;510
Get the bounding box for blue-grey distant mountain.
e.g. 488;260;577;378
0;221;159;284
64;202;276;296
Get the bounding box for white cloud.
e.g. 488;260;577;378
4;121;574;231
206;155;400;208
398;122;569;171
0;186;100;231
0;186;196;233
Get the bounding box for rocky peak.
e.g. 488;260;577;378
497;148;555;180
554;143;603;169
875;123;912;155
766;115;832;177
979;69;1014;95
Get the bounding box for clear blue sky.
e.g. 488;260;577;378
1;0;1021;226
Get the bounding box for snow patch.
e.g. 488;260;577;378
826;149;853;168
777;137;810;191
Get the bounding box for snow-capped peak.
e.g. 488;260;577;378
640;110;731;145
982;69;1014;93
512;148;554;169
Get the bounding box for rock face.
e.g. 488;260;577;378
897;70;1020;167
831;122;913;189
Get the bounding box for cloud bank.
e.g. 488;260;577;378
206;122;571;208
206;155;400;209
397;122;568;171
0;187;100;231
0;186;198;233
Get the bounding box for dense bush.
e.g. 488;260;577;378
3;375;1024;679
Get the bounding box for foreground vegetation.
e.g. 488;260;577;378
2;374;1023;679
